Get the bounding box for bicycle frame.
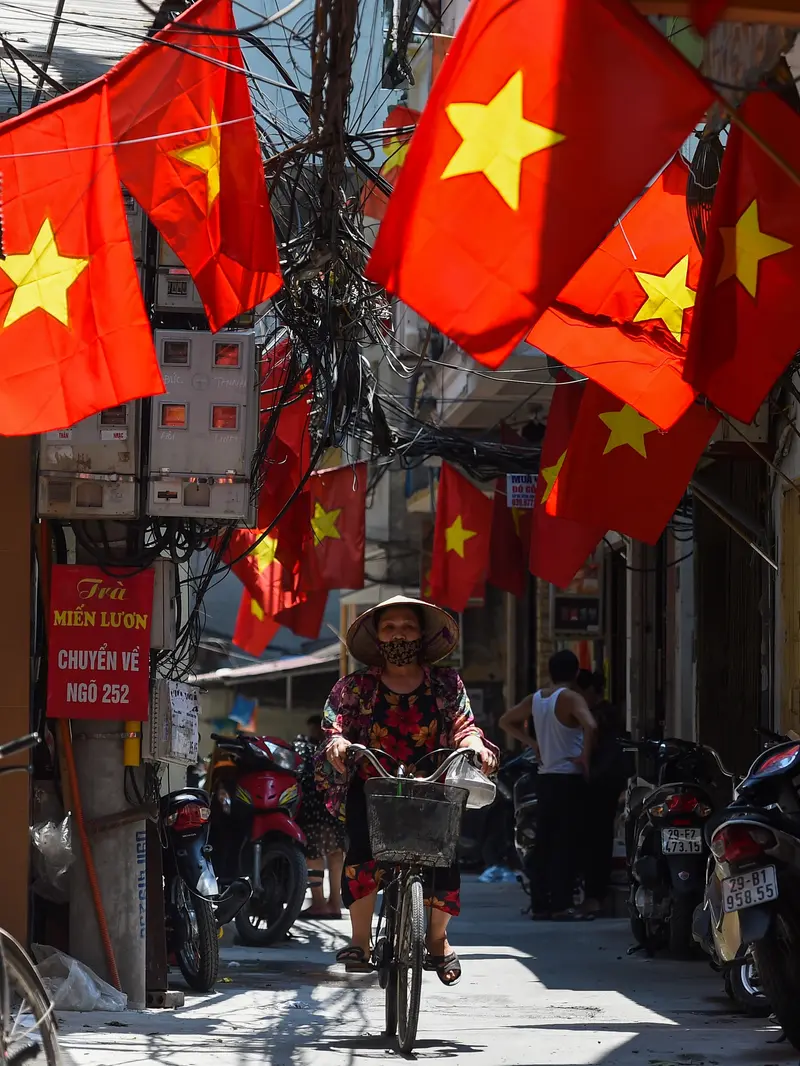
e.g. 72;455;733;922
347;744;476;1052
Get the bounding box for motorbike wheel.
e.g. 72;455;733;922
174;882;219;992
724;953;771;1018
668;894;696;960
754;907;800;1049
235;839;307;947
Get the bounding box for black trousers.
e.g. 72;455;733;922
530;774;586;914
584;781;621;903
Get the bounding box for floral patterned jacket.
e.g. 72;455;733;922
314;665;498;822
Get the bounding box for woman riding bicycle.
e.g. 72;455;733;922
315;595;498;986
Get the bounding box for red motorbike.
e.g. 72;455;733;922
208;732;307;946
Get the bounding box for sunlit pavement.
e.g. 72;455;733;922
58;879;795;1066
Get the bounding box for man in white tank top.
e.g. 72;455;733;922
500;650;597;920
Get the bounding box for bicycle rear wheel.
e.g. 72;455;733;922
1;931;60;1065
396;876;424;1053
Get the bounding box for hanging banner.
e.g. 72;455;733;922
47;565;154;720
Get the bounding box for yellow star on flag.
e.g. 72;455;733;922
540;450;566;504
445;514;477;557
0;218;88;330
717;199;792;298
250;535;278;572
311;501;341;543
172;104;222;210
251;597;265;622
633;254;696;343
441;71;565;211
599;404;658;458
383;136;410;169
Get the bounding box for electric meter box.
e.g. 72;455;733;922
37;403;142;519
155;235;205;312
146;329;258;521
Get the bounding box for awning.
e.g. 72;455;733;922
191;642;342;687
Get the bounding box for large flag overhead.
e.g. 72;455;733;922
366;0;712;368
529;376;604;589
548;385;718;545
528;159;700;430
108;0;282;331
302;464;367;591
683;92;800;424
233;589;281;657
0;81;163;434
430;464;492;613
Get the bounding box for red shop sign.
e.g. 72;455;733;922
46;565;154;721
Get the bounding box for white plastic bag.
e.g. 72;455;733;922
30;817;75;903
445;760;496;809
32;946;127;1012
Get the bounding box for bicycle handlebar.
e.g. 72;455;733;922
0;732;39;761
347;744;480;784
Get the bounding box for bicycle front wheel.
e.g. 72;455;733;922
1;931;60;1066
396;876;424;1053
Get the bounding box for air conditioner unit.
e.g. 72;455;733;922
37;403;141;519
142;680;199;766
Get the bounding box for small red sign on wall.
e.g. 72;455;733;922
46;565;154;720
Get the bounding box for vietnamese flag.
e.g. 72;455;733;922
361;106;421;222
233;589;280;657
430;464;492;613
489;426;532;597
690;1;729;34
548;385;718;545
108;0;282;331
217;529;279;606
683;92;800;424
529;159;700;430
529;376;604;589
366;0;712;368
0;81;163;435
301;464;367;591
257;337;313;566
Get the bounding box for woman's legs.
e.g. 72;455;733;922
305;857;327;912
426;908;459;983
423;863;460;983
348;890;378;954
327;849;344;911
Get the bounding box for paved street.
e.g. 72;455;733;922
58;880;795;1066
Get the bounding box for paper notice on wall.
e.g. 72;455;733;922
506;473;535;509
167;682;199;761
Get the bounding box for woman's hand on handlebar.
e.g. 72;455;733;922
458;737;498;776
327;736;352;774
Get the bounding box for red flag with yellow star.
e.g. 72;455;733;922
430;463;492;613
217;529;280;606
366;0;712;368
684;93;800;424
0;81;163;434
108;0;282;332
547;384;718;544
489;426;532;597
361;106;421;222
301;464;367;591
528;159;700;431
529;376;604;588
233;589;280;657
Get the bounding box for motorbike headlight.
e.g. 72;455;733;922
267;743;297;771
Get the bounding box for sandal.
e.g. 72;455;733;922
550;909;595;922
424;950;461;986
335;945;373;973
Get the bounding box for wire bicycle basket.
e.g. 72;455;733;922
364;778;468;867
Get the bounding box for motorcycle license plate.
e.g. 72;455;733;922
722;866;778;914
661;828;703;854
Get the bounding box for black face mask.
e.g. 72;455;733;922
378;638;422;666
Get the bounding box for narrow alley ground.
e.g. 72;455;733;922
58;881;796;1066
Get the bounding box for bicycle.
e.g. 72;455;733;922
0;732;61;1066
347;744;480;1054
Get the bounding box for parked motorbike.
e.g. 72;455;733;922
512;751;539;885
458;750;533;870
160;787;251;992
208;732;307;947
706;730;800;1049
625;738;725;958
